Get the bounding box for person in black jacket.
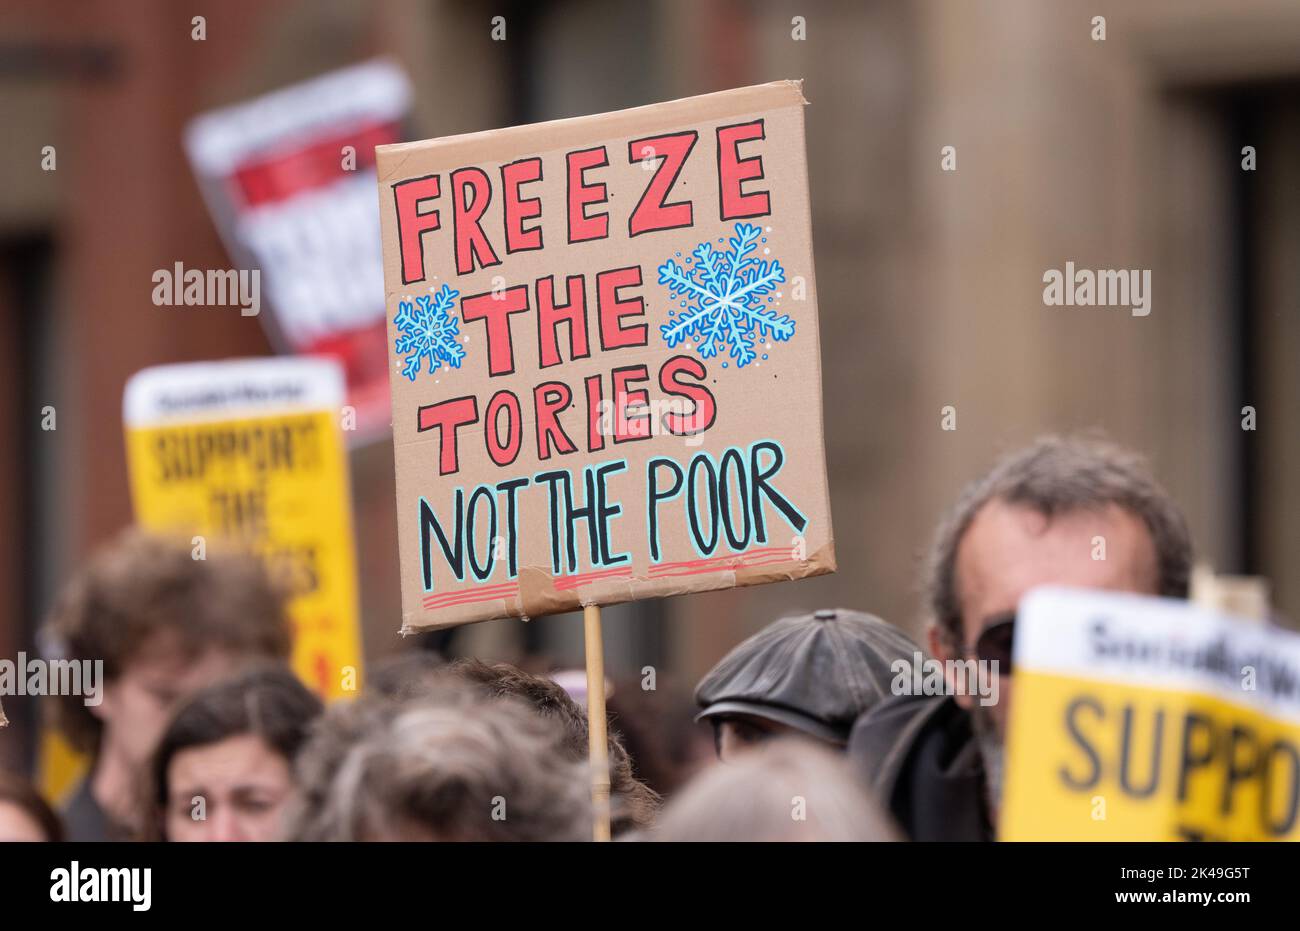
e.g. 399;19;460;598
849;436;1193;840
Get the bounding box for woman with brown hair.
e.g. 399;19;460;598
144;665;322;842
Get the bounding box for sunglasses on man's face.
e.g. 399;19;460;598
969;612;1016;674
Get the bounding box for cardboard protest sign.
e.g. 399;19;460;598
124;358;362;698
1001;587;1300;841
186;60;411;442
377;81;834;631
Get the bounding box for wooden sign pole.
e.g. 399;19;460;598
583;604;612;841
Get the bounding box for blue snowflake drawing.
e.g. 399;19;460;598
657;222;793;368
394;283;464;381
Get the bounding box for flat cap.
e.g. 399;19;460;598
695;608;920;744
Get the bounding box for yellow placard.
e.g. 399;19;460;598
37;727;84;805
39;359;362;803
1002;671;1300;841
1001;587;1300;841
123;359;362;699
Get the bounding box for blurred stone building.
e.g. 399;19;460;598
1;0;1297;768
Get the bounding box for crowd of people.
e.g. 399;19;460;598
0;434;1195;842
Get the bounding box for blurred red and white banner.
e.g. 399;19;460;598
185;59;412;443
